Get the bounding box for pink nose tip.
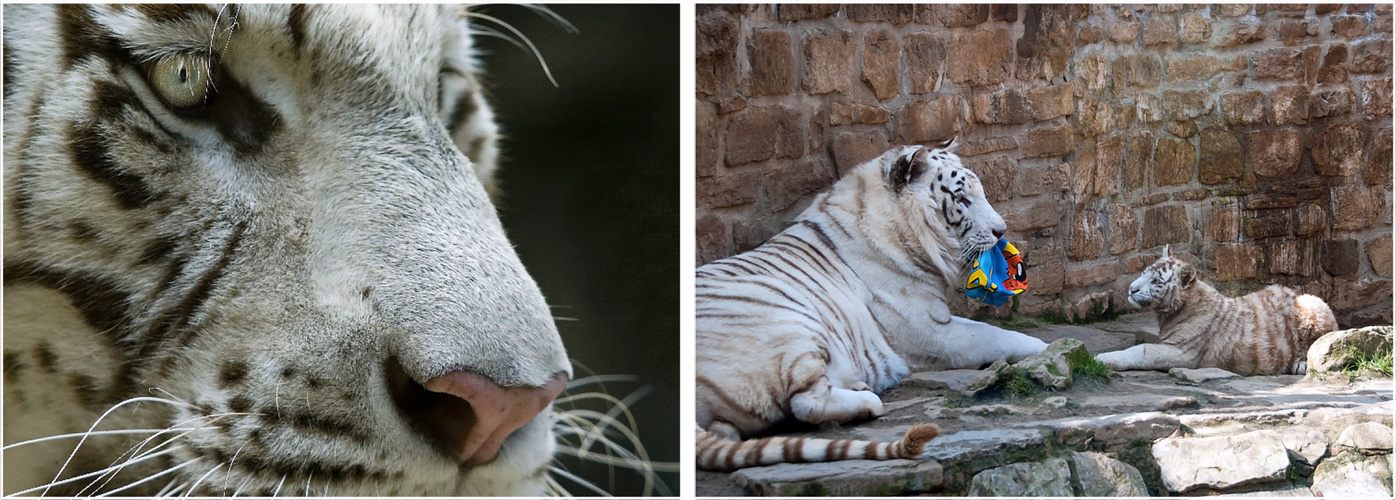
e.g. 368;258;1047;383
422;371;568;464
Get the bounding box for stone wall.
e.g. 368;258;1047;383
695;4;1394;327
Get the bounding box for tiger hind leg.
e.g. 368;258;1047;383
789;377;885;425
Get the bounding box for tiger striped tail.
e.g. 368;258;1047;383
695;423;940;471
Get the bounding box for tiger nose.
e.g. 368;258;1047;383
423;370;568;464
992;227;1007;239
387;358;568;465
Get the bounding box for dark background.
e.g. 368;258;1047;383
472;5;679;496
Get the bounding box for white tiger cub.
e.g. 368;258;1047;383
1097;246;1338;376
4;5;577;496
695;141;1049;471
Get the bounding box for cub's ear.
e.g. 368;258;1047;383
935;136;958;152
1162;244;1171;259
1178;264;1196;288
887;147;929;192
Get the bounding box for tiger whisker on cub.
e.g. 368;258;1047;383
550;386;675;497
695;140;1049;471
78;413;250;497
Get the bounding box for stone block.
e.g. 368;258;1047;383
1246;209;1293;239
1027;246;1066;295
724;105;805;166
1205;203;1241;242
1027;84;1075;121
1142;16;1178;45
1095;136;1121;197
1111;54;1162;90
1332;185;1385;231
1164;89;1212;120
958;137;1018;157
1154;137;1195;186
1322;239;1361;277
1214;243;1263;280
1366;128;1393;187
1166;54;1222;82
1111;20;1141;43
1017;163;1068;197
1169;120;1195;139
1314;4;1342;15
829;102;890;126
1253;48;1305;80
1135;93;1166;124
802;29;856;95
1272;85;1309;125
1218;4;1250;16
1369;234;1392;278
696;213;727;264
1216;22;1264;47
1245;130;1302;178
968;458;1072;497
1179;12;1212;44
1308;326;1395;373
1350;39;1393;74
733;458;944;496
695;12;739;95
1168;367;1240;383
1317;43;1349;84
698;171;761;208
1329;15;1370;38
777;4;839;21
765;156;837;213
895;96;960;144
1004;198;1063;232
1077;98;1114;138
1313;123;1366;178
1143;205;1190;248
903;32;945;94
1153;430;1291;494
1361;79;1393;118
1292;202;1328;236
845;4;915;24
1222;90;1269;125
1277;20;1312;45
1122;132;1152;191
1271;4;1311;17
832;130;889;175
990;4;1018;22
1310;88;1353;118
1198;128;1244;185
1079;54;1110;91
966;156;1016;203
973;88;1029;125
862;30;900;101
1267;238;1318;277
1024;124;1074;159
1108;204;1138;255
1069;210;1105;261
947;29;1013;86
696;102;719;176
748;30;793;97
1015;5;1075;82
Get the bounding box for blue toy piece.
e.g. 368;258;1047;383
964;239;1028;307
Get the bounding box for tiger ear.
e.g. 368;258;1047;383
1162;244;1171;259
936;136;958;152
1178;263;1196;287
887;148;929;192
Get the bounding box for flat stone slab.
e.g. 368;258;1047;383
731;459;943;496
1337;421;1395;451
1274;426;1330;465
902;370;993;392
968;457;1072;496
1070;451;1148;497
1170;367;1241;383
1024;411;1181;447
1153;430;1291;493
1311;450;1394;498
914;428;1047;463
1216;485;1316;497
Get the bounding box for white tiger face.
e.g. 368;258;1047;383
886;140;1008;261
1128;246;1197;313
4;5;570;496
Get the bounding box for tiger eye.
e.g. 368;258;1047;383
149;53;211;108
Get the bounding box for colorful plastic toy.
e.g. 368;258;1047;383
964;239;1028;306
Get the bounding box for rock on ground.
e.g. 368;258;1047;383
1216;485;1316;497
1014;338;1087;390
1307;326;1394;373
1310;450;1394;498
1069;451;1149;496
968;457;1073;496
731;459;943;496
1152;430;1291;493
1337;421;1395;451
1274;426;1330;464
902;369;994;393
1169;367;1241;383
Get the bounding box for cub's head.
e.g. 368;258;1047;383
4;5;569;496
879;139;1008;270
1128;246;1197;313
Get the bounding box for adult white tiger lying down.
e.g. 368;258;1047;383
695;141;1049;471
1096;246;1338;376
3;4;656;496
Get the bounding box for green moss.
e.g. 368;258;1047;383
1066;348;1116;383
1337;344;1393;378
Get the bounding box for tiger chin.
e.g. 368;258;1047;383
4;5;575;496
695;140;1049;471
1096;246;1339;376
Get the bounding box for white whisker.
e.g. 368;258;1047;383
4;449;179;497
185;462;224;497
81;413;244;496
95;457;198;497
2;429;197;451
513;4;578;34
547;466;611;497
463;11;560;87
41;396;193;496
271;473;287;497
